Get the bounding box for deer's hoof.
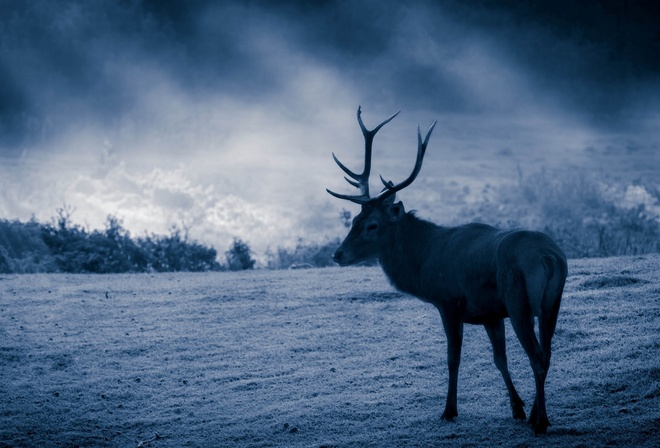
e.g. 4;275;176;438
512;401;526;420
531;416;551;435
441;409;458;422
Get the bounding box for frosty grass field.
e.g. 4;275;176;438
1;255;659;447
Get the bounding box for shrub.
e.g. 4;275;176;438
0;211;223;273
0;218;55;273
266;238;340;270
225;238;255;271
139;226;222;272
459;168;660;258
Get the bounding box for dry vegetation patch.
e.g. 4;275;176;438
1;255;659;447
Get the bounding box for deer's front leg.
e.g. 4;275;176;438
439;313;463;421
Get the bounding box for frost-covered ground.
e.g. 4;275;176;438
1;255;659;447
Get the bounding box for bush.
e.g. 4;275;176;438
139;226;222;272
265;238;340;270
459;168;660;258
0;211;223;273
0;218;56;273
39;213;147;273
225;238;255;271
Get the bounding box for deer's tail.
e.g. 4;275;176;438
541;253;567;316
536;252;567;368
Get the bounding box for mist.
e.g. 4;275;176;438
1;0;658;257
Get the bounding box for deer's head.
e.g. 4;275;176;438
327;107;436;266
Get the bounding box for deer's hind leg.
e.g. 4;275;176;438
484;319;526;420
504;280;551;434
539;255;565;374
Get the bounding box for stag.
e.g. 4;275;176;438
327;107;567;434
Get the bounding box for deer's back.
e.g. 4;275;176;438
384;221;565;323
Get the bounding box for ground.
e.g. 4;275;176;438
1;255;659;447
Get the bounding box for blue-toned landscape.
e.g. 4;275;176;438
1;2;659;447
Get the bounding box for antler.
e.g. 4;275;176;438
326;106;400;204
327;107;435;205
375;120;437;202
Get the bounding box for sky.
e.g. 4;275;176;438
1;0;659;259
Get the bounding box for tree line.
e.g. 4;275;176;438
2;166;659;273
0;207;256;274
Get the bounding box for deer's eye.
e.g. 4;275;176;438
366;223;379;233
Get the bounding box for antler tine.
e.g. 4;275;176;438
331;152;360;181
325;188;370;204
357;105;401;139
377;120;437;201
327;106;400;204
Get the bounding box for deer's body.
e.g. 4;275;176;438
378;217;565;323
327;107;567;434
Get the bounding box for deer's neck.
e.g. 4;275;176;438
380;213;443;297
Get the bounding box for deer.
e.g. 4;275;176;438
327;106;567;435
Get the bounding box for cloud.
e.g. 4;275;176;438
2;0;657;149
2;0;658;149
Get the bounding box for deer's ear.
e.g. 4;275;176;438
388;201;405;222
